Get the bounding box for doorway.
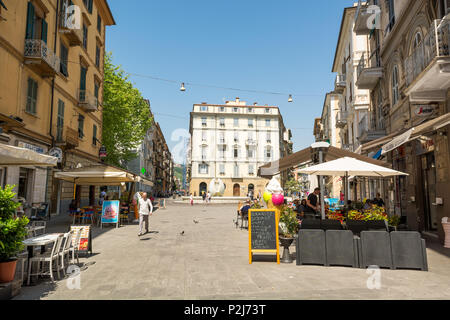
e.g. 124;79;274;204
233;184;240;197
199;182;207;196
422;153;438;231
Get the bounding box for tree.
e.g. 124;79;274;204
284;177;302;196
102;52;153;168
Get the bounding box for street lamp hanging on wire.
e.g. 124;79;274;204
288;94;293;103
180;83;186;92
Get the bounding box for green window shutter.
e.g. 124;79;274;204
41;19;48;44
80;66;87;90
57;100;65;141
32;80;38;114
88;0;93;13
26;2;35;40
26;78;33;112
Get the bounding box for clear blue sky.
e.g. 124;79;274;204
105;0;351;162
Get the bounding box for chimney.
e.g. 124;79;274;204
235;97;240;104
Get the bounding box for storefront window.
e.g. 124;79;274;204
18;168;31;200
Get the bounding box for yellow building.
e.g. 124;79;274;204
0;0;115;213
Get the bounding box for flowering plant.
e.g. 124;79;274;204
278;205;299;238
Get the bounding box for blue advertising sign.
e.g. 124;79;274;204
101;200;120;228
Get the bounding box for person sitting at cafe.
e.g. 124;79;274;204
363;199;373;210
239;201;252;217
69;199;80;212
373;193;385;207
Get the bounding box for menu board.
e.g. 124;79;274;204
70;225;92;255
248;209;280;264
101;200;120;228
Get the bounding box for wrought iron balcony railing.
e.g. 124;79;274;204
24;39;60;74
404;18;450;88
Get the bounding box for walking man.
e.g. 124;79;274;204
135;191;153;236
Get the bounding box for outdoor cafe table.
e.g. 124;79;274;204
23;233;63;259
25;225;46;237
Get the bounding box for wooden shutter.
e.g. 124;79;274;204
26;78;33;113
26;2;35;39
41;19;48;44
80;66;87;91
88;0;93;13
57;100;65;141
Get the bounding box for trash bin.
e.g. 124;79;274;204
443;217;450;248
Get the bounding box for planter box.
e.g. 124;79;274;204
0;279;21;300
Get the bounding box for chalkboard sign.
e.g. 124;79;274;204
248;209;280;264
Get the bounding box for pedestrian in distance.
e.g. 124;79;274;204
135;191;153;236
190;193;194;206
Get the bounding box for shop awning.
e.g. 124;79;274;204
0;143;57;166
258;144;390;178
137;176;154;187
361;113;450;154
54;165;140;186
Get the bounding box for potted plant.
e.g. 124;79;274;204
278;205;299;263
0;185;29;283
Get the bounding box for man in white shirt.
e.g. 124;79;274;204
135;192;153;236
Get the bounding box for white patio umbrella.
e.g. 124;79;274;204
298;157;408;218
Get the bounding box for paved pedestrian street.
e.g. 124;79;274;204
15;201;450;300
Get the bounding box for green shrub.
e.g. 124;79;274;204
0;185;29;262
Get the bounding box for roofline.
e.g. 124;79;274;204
331;6;356;72
99;0;116;26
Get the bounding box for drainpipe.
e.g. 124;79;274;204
46;0;60;218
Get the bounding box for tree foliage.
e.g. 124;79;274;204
284;177;302;195
103;52;153;168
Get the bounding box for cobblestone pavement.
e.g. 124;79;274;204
15;201;450;300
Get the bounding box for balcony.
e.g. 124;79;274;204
357;115;386;144
246;139;257;146
55;126;79;149
353;0;377;35
78;90;98;112
24;39;60;76
335;111;348;128
334;74;346;93
404;18;450;103
58;12;83;46
356;49;383;90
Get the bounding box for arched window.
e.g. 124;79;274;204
392;65;399;106
413;31;422;49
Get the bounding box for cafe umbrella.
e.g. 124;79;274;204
298;157;408;218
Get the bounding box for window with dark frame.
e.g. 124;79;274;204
82;23;88;49
26;78;38;115
60;42;69;77
78;114;85;138
93;124;97;145
56;99;65;142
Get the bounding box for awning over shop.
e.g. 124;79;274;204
0;143;57;166
137;176;154;187
361;113;450;154
258;144;389;178
54;165;140;186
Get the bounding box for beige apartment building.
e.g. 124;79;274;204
188;98;292;197
0;0;115;213
352;0;450;243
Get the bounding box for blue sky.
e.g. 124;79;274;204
105;0;351;162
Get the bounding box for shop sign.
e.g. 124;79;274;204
99;145;107;158
17;141;45;154
48;147;63;163
413;104;438;117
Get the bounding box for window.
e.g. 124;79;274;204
200;105;208;112
392;65;399;106
83;0;93;14
78;114;85;138
199;164;208;174
219;145;226;159
95;45;101;68
202;130;207;142
25;2;47;42
18;168;31;199
234;131;239;142
265;119;270;127
247;148;254;159
219;164;225;175
219;118;225;127
265;108;271;114
219;106;225;112
234;164;239;177
82;23;88;49
248;108;254;113
92;124;97;145
80;65;87;101
201;146;207;160
219;132;225;144
233;107;239;113
413;32;422;49
234;118;239;127
201;117;207;127
387;0;395;33
26;78;38;114
94;81;100;104
248;119;253;127
248;164;254;175
266;147;272;160
97;14;102;33
60;43;69;77
56;99;65;142
234;146;239;159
